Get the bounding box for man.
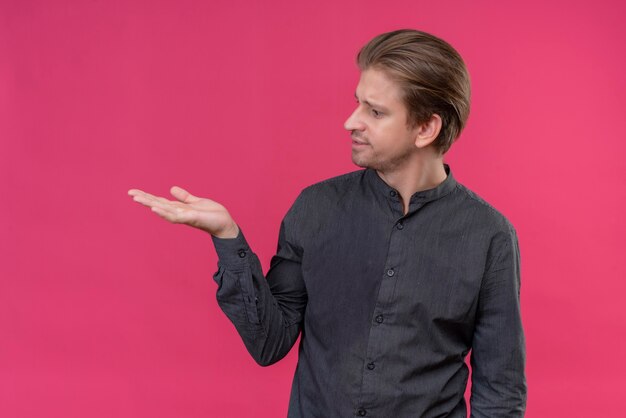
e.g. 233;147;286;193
129;29;526;417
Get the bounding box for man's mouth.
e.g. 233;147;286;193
351;136;368;145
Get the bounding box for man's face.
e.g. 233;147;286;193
344;68;419;173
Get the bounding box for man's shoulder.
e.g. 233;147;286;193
282;170;365;226
284;169;366;217
453;181;517;235
300;169;366;197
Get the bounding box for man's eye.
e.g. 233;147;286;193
372;109;383;117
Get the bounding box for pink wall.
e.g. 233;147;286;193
1;0;625;416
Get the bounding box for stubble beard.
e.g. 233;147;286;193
352;145;415;174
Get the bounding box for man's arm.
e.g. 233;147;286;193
470;228;527;417
211;213;307;366
128;186;307;366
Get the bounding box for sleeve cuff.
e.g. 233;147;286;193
211;228;252;266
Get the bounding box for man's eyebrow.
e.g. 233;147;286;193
354;93;389;111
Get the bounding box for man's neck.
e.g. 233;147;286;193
376;154;447;215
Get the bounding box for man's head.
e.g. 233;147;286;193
346;29;471;159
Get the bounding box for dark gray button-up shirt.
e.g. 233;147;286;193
211;164;526;417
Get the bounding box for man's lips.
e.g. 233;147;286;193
351;136;369;146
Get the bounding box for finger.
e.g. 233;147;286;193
129;189;159;200
170;186;200;203
151;204;193;224
142;191;173;204
131;194;176;212
130;189;190;210
128;188;145;197
130;189;175;206
150;206;180;223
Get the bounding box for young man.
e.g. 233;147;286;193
129;29;526;417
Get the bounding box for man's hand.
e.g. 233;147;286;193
127;186;239;239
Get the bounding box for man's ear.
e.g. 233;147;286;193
414;113;442;149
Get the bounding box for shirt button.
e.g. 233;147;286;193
389;190;397;197
396;222;404;230
375;314;384;324
238;249;247;258
357;409;367;416
386;268;395;277
367;362;375;370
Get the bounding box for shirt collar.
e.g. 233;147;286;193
366;163;457;206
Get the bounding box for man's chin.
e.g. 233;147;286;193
351;156;368;168
352;159;377;170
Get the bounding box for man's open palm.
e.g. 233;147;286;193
127;186;239;238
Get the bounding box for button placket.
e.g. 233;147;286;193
358;218;403;409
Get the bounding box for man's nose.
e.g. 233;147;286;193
344;108;364;132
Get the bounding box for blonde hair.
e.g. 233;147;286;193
357;29;471;154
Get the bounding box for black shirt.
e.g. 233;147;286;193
211;164;526;417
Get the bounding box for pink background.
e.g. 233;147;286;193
1;0;625;416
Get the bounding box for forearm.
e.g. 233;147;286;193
211;230;305;366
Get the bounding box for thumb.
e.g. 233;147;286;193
170;186;200;203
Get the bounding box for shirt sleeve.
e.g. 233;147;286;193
210;196;307;367
470;227;527;417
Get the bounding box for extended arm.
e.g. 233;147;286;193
470;228;527;417
128;186;307;366
211;220;306;366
